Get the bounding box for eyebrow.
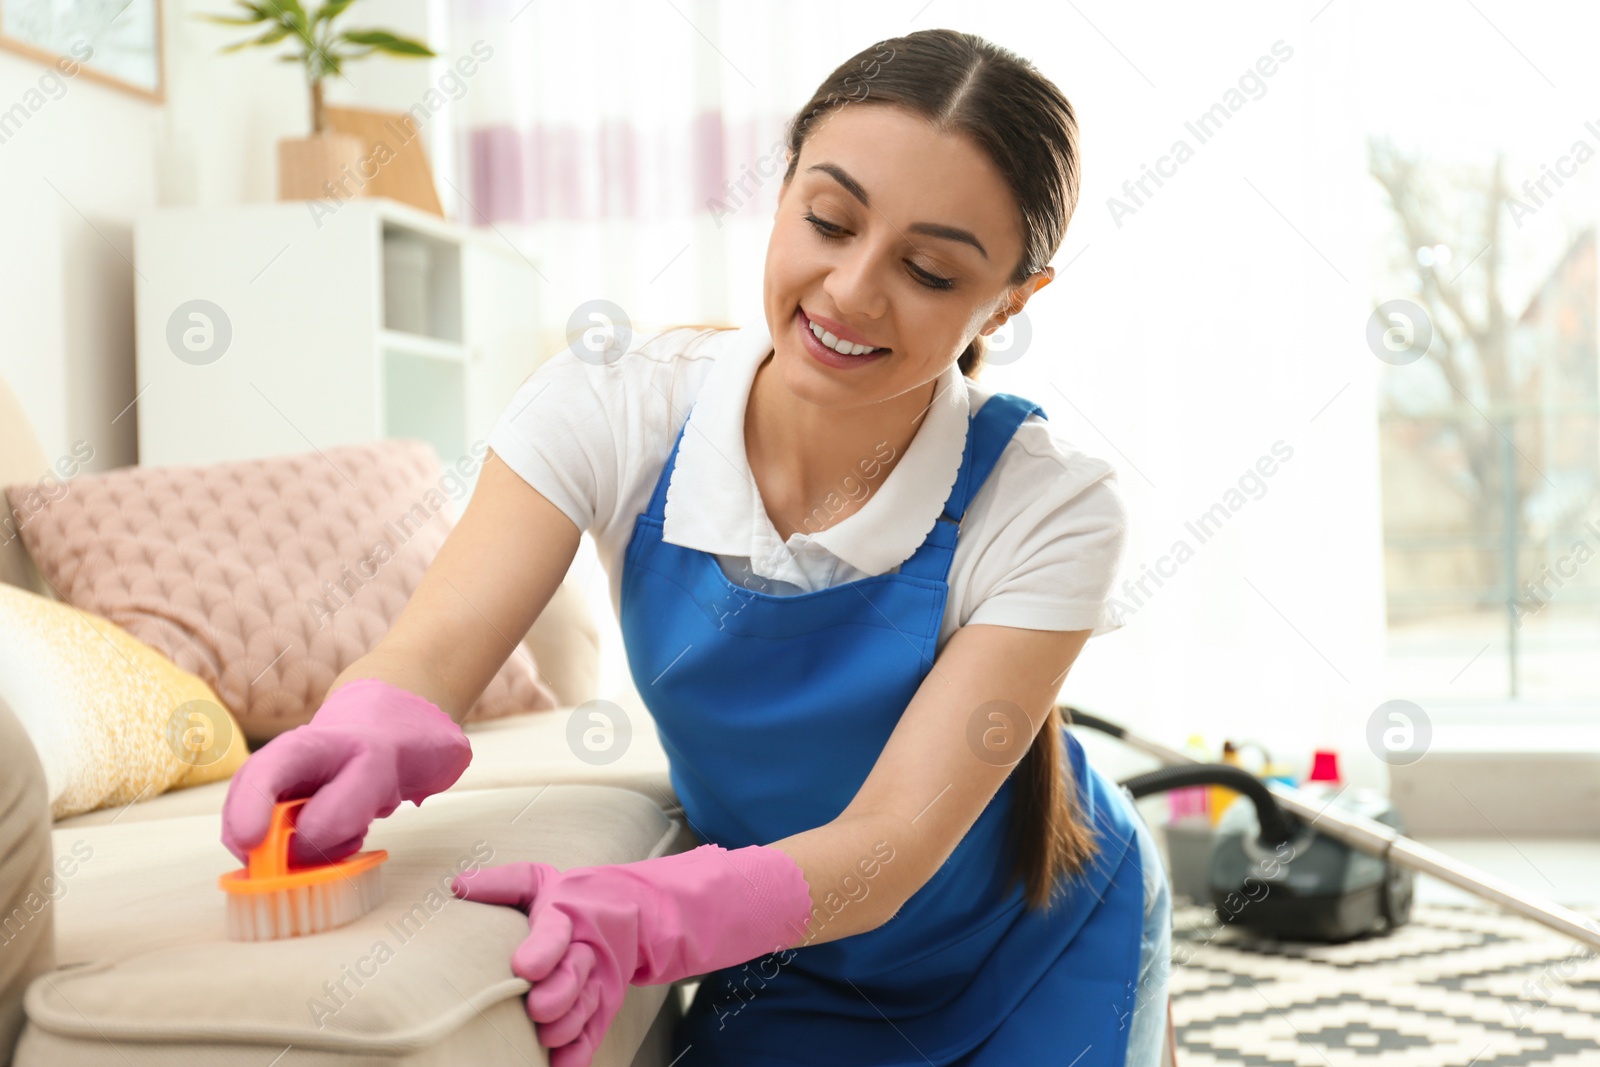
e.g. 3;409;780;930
806;162;989;260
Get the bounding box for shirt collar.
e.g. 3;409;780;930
662;314;971;576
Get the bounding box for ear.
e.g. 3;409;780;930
980;267;1055;335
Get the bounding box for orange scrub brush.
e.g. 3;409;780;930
219;797;389;941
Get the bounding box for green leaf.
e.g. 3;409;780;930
196;0;271;25
220;22;292;51
259;0;310;36
304;41;334;77
313;0;357;25
197;13;270;26
338;29;434;57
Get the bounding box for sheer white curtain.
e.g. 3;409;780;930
441;0;859;708
442;1;1389;789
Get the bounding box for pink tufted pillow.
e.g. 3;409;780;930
4;439;558;744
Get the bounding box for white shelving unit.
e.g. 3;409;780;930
133;198;546;492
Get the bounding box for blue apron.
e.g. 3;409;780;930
619;389;1147;1066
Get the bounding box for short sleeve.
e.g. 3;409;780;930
963;462;1129;638
485;345;622;535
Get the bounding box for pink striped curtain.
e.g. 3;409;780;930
464;112;790;225
441;0;878;702
448;0;821;229
444;0;850;328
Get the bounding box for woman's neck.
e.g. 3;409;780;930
743;348;938;540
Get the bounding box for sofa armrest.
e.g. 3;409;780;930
19;786;686;1066
0;696;55;1067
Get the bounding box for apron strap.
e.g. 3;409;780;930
644;412;693;523
899;392;1046;582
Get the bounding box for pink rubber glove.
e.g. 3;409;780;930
450;843;814;1067
220;677;472;868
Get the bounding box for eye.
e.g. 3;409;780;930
804;212;847;243
803;213;957;291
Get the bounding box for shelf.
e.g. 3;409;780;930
134;201;543;472
380;329;469;363
382;221;462;343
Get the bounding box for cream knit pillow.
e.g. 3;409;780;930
0;582;250;820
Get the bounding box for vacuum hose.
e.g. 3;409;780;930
1118;764;1297;848
1060;704;1297;848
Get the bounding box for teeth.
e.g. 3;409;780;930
809;319;882;356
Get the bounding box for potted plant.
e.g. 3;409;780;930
199;0;436;202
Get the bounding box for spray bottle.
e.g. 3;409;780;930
1207;740;1244;825
1167;734;1212;823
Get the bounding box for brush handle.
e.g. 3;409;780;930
247;798;309;878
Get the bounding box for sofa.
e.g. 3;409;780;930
0;372;701;1066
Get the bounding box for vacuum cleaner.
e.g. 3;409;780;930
1059;705;1600;952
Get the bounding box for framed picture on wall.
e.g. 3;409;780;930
0;0;165;103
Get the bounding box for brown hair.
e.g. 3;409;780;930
666;29;1093;911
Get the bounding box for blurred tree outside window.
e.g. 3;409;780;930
1371;138;1599;707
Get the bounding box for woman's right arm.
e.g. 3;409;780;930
326;446;584;725
220;447;585;865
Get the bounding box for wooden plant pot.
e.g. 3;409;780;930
277;132;366;202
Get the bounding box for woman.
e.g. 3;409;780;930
220;27;1171;1067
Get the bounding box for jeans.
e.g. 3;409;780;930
1121;785;1173;1067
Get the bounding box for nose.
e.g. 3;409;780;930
822;241;888;322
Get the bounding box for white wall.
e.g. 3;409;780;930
0;0;437;475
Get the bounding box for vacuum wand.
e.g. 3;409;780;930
1062;706;1600;953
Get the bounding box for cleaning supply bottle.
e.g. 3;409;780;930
1207;740;1243;825
1262;758;1298;787
1233;739;1296;788
1168;734;1211;823
1301;747;1343;802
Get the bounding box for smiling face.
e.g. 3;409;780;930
763;103;1043;408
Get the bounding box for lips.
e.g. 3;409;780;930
794;308;890;370
798;307;888;354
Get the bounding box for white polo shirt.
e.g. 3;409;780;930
485;316;1127;652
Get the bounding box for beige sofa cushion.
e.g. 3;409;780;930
448;685;678;800
18;785;690;1066
522;573;601;711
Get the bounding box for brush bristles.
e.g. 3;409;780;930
226;867;386;941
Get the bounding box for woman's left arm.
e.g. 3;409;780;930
765;621;1093;945
449;622;1092;1066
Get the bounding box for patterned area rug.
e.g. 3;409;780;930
1168;899;1600;1066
